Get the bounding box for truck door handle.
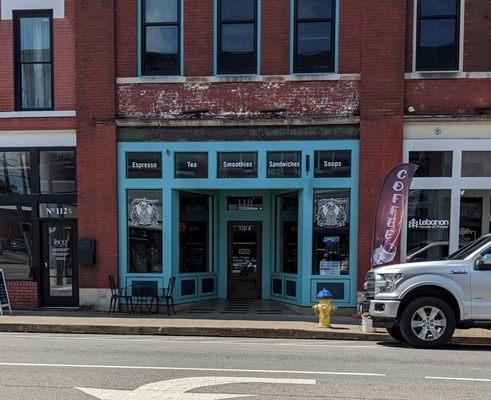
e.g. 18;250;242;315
450;270;468;275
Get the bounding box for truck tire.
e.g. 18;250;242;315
399;297;455;349
386;325;406;343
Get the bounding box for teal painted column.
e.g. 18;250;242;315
300;152;314;306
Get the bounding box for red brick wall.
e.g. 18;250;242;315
76;0;118;290
261;0;290;75
358;0;407;288
464;0;491;72
115;0;138;77
339;0;362;73
184;0;214;76
406;79;491;115
0;0;76;112
117;80;359;118
6;281;39;310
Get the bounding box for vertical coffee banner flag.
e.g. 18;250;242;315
371;163;418;267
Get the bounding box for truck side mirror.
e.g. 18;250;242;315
475;254;491;270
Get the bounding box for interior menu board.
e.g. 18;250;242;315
179;221;207;273
0;269;11;315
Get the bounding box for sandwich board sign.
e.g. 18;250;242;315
0;269;12;315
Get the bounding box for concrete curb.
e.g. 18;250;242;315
0;323;489;345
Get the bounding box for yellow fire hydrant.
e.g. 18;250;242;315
313;289;337;328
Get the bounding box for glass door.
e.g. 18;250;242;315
227;221;262;299
41;221;78;306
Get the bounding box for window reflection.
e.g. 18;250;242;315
276;192;299;274
179;192;213;273
0;152;31;194
0;205;34;280
40;151;76;194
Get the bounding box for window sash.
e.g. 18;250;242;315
293;0;336;73
217;0;258;75
141;0;181;75
416;0;460;71
14;12;53;111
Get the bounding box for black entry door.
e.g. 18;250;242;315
227;221;262;299
41;221;78;307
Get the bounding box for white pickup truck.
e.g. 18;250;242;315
363;235;491;348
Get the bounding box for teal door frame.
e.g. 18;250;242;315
118;140;359;307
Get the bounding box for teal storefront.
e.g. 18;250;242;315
118;137;359;307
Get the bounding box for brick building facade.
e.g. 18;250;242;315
1;0;490;311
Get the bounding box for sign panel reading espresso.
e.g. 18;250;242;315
314;150;351;178
218;152;258;178
126;152;162;179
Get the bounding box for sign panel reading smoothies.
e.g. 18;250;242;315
371;163;418;267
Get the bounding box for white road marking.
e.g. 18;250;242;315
0;333;375;348
76;377;316;400
426;376;491;383
0;362;385;377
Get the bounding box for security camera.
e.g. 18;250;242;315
407;106;416;113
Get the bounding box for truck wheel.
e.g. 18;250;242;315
399;297;455;349
386;325;406;343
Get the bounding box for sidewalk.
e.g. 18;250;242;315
0;309;490;345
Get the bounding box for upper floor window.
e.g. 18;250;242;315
293;0;336;74
142;0;181;75
217;0;258;75
14;11;53;110
416;0;460;71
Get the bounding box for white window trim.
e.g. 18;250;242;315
0;110;76;119
1;0;65;20
412;0;465;73
402;138;491;261
0;130;76;147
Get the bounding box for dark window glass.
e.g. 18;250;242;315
409;151;452;177
462;152;491;177
406;189;450;262
0;152;31;194
175;152;208;178
142;0;180;75
416;0;460;71
218;0;257;74
0;205;34;281
14;12;53;110
126;152;162;179
267;152;301;178
312;190;350;275
40;151;76;193
127;190;163;273
218;152;258;178
179;192;213;273
314;150;351;178
294;0;335;73
459;193;483;247
276;192;299;274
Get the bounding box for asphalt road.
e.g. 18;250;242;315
0;333;490;400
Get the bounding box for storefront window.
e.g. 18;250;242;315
0;205;34;280
179;192;213;273
0;152;31;194
267;152;301;178
126;152;162;179
314;151;351;178
459;191;485;247
409;151;452;177
175;152;208;178
275;192;299;274
406;189;451;262
312;190;350;275
40;151;76;194
217;152;258;178
462;151;491;177
127;190;163;273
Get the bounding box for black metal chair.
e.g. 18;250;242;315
108;275;133;315
152;277;176;315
